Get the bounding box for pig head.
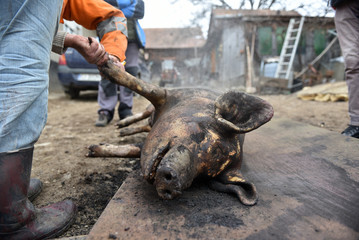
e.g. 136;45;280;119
99;61;274;205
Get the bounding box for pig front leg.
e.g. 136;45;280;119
210;168;258;206
116;104;154;128
119;124;151;137
87;143;142;158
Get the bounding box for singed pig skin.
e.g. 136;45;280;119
99;61;274;205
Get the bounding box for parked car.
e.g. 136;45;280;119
57;48;150;98
57;48;100;98
159;59;181;87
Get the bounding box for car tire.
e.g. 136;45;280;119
66;88;80;99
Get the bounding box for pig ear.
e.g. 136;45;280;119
214;91;274;134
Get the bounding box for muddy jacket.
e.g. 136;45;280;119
60;0;128;61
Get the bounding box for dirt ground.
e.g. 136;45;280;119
31;89;350;238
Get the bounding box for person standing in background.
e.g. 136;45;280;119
330;0;359;138
95;0;146;127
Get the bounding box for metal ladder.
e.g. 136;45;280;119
275;16;305;88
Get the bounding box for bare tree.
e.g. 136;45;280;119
171;0;333;32
256;0;277;9
174;0;332;14
219;0;232;8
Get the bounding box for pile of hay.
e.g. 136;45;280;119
297;81;348;102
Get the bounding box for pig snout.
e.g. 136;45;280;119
155;166;182;199
154;145;196;200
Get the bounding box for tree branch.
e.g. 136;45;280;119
219;0;232;9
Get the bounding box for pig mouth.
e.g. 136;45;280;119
148;142;171;184
146;142;186;200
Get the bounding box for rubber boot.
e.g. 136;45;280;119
28;178;43;202
0;147;77;240
118;102;133;120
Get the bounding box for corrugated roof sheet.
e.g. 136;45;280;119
143;27;206;49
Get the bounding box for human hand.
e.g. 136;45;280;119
64;34;108;65
97;54;126;79
108;54;125;71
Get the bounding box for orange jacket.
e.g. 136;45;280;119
60;0;128;61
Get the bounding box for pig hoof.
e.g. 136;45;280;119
209;180;258;206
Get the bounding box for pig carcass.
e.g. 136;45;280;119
90;60;274;205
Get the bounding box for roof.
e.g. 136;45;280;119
212;8;301;18
210;8;334;26
143;27;206;49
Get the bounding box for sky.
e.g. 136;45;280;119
139;0;197;29
139;0;334;36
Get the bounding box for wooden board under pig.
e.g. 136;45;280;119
87;117;359;240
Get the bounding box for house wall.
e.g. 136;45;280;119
146;48;198;62
205;13;339;86
145;47;203;82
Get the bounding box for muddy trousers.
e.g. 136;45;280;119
334;0;359;126
0;0;63;152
